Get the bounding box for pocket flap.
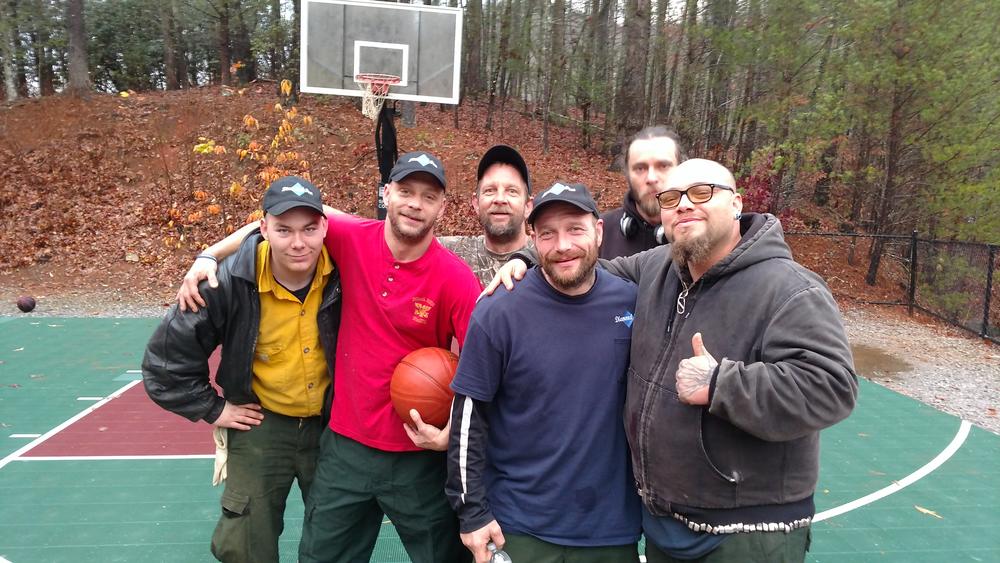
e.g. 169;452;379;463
220;489;250;516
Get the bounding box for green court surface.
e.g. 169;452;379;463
1;317;998;562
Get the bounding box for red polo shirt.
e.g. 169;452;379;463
324;213;481;451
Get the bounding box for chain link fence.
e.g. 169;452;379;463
785;232;999;344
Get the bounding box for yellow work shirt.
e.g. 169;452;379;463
252;241;333;417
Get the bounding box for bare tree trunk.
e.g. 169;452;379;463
614;0;650;146
232;0;255;83
542;0;566;153
65;0;90;95
485;0;513;131
675;0;699;142
866;79;907;286
269;0;284;77
464;0;483;96
162;0;179;90
849;124;871;224
650;0;670;123
1;1;17;100
733;0;759;169
704;0;735;160
217;0;232;86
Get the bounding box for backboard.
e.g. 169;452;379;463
301;0;463;104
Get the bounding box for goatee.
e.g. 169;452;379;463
671;235;713;271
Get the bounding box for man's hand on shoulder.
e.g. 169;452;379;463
177;255;220;313
480;258;527;300
213;401;264;430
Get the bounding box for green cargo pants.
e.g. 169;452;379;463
209;410;324;563
299;429;469;563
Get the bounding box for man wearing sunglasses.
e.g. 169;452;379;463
487;158;857;562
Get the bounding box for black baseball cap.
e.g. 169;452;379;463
389;151;447;190
527;182;600;225
477;145;531;194
262;176;324;215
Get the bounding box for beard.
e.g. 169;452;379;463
671;234;714;270
627;179;662;220
670;218;731;270
478;206;525;243
540;245;600;293
388;208;434;243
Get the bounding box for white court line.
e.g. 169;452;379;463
814;419;972;522
0;380;141;471
126;369;142;373
76;397;103;401
8;434;41;439
13;455;213;461
1;555;12;563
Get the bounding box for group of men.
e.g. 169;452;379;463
142;125;857;563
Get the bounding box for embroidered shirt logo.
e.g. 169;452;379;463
408;154;438;168
539;183;575;199
412;297;435;324
615;311;634;328
282;183;314;197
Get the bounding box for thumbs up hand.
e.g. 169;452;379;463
676;332;718;405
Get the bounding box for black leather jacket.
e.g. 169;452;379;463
142;231;342;424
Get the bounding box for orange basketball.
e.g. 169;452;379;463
390;347;459;428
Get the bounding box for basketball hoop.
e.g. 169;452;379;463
355;73;401;121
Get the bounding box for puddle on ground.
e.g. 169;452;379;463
851;344;912;379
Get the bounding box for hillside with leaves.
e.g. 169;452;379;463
0;85;632;298
1;85;922;310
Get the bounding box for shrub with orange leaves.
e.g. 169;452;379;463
243;114;260;129
229;181;245;197
207;204;222;215
187;211;204;223
302;116;314;126
247;209;264;222
280;79;292;97
257;166;282;187
192;190;209;201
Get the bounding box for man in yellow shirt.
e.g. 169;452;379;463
142;176;342;563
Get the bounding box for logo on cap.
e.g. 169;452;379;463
282;183;314;197
540;183;575;198
408;154;438;168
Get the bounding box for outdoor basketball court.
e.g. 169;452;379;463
0;316;997;562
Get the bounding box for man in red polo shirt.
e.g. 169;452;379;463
178;152;480;562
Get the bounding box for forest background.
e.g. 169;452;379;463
0;0;998;297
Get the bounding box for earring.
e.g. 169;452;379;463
734;212;742;220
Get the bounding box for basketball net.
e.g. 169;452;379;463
356;73;401;121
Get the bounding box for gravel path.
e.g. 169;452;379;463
841;307;999;435
3;290;998;434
